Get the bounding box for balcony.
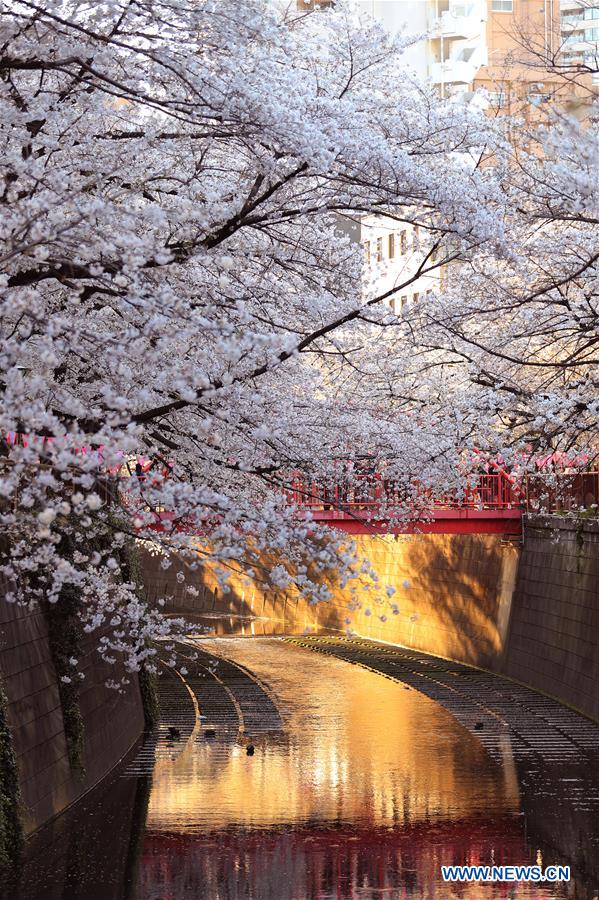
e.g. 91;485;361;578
431;2;487;40
431;58;479;85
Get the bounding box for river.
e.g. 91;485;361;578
8;634;599;899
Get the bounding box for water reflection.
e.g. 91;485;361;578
10;636;594;899
147;640;518;832
139;821;537;900
168;611;340;638
5;765;151;900
136;639;575;898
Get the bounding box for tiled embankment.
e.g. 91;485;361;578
503;515;599;722
0;591;144;833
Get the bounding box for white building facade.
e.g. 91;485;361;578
561;1;599;83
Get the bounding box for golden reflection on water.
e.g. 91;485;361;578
146;638;520;833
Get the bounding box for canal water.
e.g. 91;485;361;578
7;635;598;899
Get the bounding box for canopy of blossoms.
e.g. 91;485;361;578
0;0;595;678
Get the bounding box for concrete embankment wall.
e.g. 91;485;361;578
502;516;599;721
0;592;145;834
142;515;599;722
140;532;520;669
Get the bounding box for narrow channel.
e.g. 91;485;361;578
7;634;599;899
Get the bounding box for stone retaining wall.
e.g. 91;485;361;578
0;590;145;834
502;515;599;721
140;532;520;668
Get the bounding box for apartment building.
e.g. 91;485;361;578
350;2;590;306
356;216;441;313
429;0;575;117
561;1;599;83
295;1;588;311
352;1;430;76
353;2;578;111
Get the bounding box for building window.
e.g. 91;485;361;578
364;241;370;264
412;226;420;251
376;237;383;262
400;231;407;254
388;233;395;259
413;292;420;303
491;0;513;11
487;90;507;108
528;93;550;107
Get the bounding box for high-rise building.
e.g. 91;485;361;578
560;1;599;84
296;0;336;9
352;1;430;77
342;215;441;315
350;2;592;310
292;2;591;312
353;2;580;113
428;0;489;97
428;1;573;117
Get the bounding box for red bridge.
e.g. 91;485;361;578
285;471;523;535
283;469;599;536
5;434;597;537
136;469;599;537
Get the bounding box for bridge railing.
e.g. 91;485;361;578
523;471;599;514
285;471;521;515
429;473;522;510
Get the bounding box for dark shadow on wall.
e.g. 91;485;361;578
0;578;146;836
137;535;518;657
400;535;508;668
288;533;517;670
1;742;150;900
502;516;599;722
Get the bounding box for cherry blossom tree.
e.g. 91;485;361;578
411;85;598;468
3;0;590;677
